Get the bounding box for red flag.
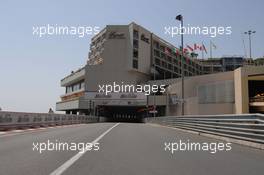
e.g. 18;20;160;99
202;44;207;54
186;45;194;52
183;48;188;55
165;47;170;55
186;56;190;64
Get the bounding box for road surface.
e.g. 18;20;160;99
0;123;264;175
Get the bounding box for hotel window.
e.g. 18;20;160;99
80;81;85;89
155;58;160;65
167;56;172;62
66;87;69;93
133;59;138;69
133;39;139;49
133;49;138;58
160;52;165;59
160;45;165;52
161;61;167;68
73;84;79;91
168;64;172;70
133;30;139;39
173;59;178;65
154;49;160;57
153;41;159;49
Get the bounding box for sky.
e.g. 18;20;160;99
0;0;263;112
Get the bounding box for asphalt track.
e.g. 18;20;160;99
0;123;264;175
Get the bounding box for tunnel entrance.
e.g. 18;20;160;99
248;80;264;113
97;106;147;123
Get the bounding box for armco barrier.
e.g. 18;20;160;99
0;111;99;130
146;114;264;144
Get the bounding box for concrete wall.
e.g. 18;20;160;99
167;66;264;116
167;71;235;115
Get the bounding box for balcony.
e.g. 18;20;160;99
61;67;85;87
56;97;88;111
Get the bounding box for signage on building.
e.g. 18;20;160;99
108;31;125;39
141;34;149;43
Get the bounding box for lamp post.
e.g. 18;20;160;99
176;14;184;116
244;30;256;59
153;64;156;118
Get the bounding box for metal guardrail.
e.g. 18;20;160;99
146;114;264;144
0;111;99;131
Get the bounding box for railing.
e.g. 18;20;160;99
0;111;98;131
146;114;264;144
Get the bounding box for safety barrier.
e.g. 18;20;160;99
146;114;264;144
0;111;98;131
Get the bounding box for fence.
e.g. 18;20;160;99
0;111;98;130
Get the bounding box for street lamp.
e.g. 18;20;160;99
244;30;256;59
176;14;184;116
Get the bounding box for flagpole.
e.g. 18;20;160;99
201;42;204;59
180;16;184;116
176;14;184;116
210;41;212;59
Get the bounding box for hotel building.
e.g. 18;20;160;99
56;22;264;120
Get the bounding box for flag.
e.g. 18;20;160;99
202;43;207;54
183;48;188;54
172;47;180;57
165;47;170;55
194;43;200;50
186;45;194;52
185;56;190;64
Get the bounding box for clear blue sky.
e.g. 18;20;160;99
0;0;263;112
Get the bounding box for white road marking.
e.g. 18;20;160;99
50;123;120;175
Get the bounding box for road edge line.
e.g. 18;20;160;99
50;123;120;175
